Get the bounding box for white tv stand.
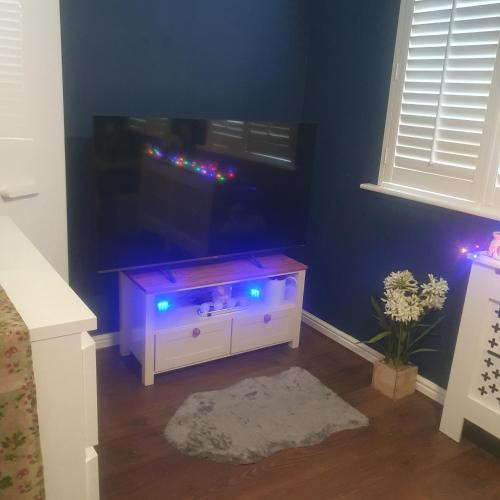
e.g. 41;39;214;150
119;254;307;385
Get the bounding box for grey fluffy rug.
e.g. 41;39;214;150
164;366;368;464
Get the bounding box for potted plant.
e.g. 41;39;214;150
366;270;448;400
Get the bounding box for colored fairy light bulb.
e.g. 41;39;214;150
166;154;235;182
459;247;468;254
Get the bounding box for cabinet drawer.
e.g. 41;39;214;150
155;320;231;372
232;308;294;354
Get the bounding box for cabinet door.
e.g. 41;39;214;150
232;308;294;354
155;319;231;372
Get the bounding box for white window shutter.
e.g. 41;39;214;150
0;0;26;138
205;120;296;164
206;120;245;152
382;0;500;205
246;122;295;162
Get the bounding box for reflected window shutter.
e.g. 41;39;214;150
0;0;26;137
384;0;500;202
493;145;500;204
206;120;245;152
246;122;296;162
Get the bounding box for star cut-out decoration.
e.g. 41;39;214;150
488;338;499;348
482;372;491;381
485;358;494;367
489;384;498;394
497;397;500;405
478;386;487;396
493;369;500;379
495;308;500;319
492;323;500;333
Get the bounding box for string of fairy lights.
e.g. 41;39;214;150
145;146;236;183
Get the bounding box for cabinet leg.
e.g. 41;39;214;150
439;414;464;443
142;366;154;386
119;331;130;357
119;272;131;356
288;339;300;349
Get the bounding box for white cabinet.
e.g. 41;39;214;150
120;255;307;386
440;253;500;442
0;217;98;499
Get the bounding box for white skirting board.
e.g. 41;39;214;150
302;311;446;405
93;312;446;404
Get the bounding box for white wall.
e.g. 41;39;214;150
0;0;68;279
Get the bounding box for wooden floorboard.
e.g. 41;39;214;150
96;324;500;500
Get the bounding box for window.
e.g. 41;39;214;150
362;0;500;220
205;120;296;166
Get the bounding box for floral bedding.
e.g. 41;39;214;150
0;286;45;499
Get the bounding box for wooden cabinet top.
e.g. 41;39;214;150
126;254;307;294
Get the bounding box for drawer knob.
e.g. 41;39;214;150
264;313;272;324
192;327;201;338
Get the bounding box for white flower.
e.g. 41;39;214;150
420;274;448;311
384;270;418;294
422;294;446;310
383;289;423;323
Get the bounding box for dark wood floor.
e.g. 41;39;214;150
97;325;500;500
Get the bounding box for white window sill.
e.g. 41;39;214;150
360;183;500;222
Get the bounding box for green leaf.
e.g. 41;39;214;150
408;316;444;349
370;296;384;316
362;330;392;345
408;348;438;356
371;296;389;329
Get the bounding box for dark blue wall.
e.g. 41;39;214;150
61;0;497;388
61;0;310;137
60;0;312;331
302;0;498;388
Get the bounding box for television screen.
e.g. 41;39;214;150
93;117;316;271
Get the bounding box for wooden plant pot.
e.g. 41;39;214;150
372;360;418;400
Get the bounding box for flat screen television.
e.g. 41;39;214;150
93;117;316;272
